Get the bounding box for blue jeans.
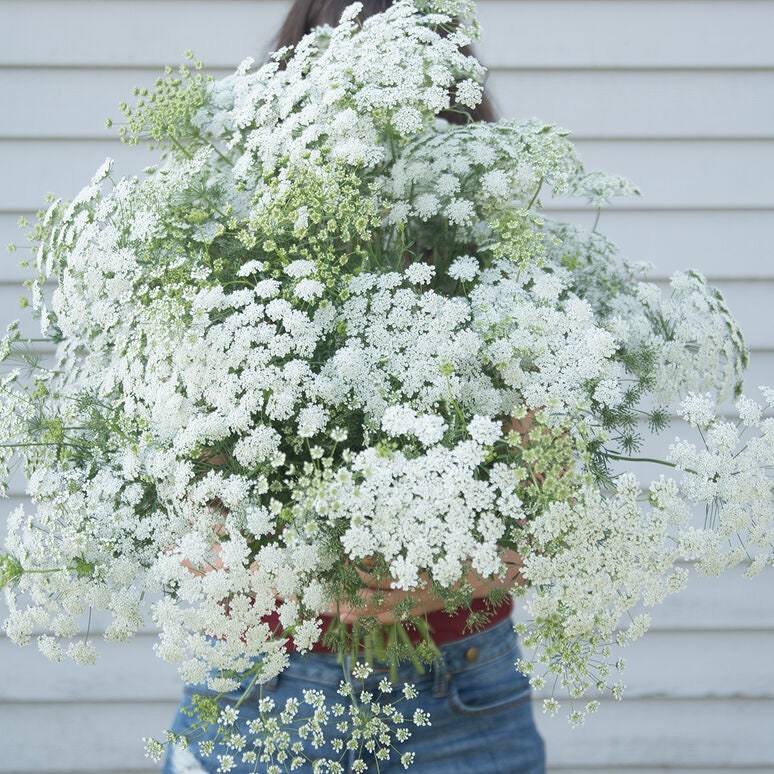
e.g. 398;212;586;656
162;618;545;773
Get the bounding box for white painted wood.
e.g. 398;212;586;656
487;69;774;140
552;771;774;774
0;634;181;702
0;140;155;212
4;1;774;69
1;696;773;772
3;625;773;704
0;701;176;773
563;139;774;210
552;770;774;774
477;0;774;69
547;209;774;279
536;698;774;769
3;138;774;212
602;630;774;698
5;68;774;141
1;68;231;142
0;0;289;68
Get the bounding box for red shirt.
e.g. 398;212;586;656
272;596;513;653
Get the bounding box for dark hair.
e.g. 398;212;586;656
273;0;496;123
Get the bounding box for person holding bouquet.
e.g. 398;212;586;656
3;0;771;773
161;1;546;772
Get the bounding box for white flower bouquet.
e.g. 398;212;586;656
1;0;772;767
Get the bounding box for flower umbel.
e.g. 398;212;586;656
1;0;771;767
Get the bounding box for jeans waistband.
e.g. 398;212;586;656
187;617;518;701
263;617;516;691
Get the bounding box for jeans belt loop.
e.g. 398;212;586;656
431;654;450;697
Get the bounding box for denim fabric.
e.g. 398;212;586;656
163;618;545;774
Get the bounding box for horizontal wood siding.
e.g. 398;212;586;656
5;69;774;140
1;1;772;772
3;138;774;211
3;1;774;69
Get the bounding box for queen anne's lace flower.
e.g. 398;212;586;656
1;0;770;765
447;254;479;282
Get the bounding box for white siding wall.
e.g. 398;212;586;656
1;1;773;771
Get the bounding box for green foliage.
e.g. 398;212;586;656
118;53;213;158
0;553;24;591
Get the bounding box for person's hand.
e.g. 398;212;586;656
331;549;525;625
334;581;447;625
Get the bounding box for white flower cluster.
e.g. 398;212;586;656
383;120;582;230
605;269;747;404
669;391;774;578
199;0;484;181
1;0;770;754
145;665;423;772
303;440;512;590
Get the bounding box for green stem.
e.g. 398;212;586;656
603;452;698;476
202;135;233;167
84;607;93;644
604;453;677;468
169;135;194;160
525;178;544;212
0;564;82;592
